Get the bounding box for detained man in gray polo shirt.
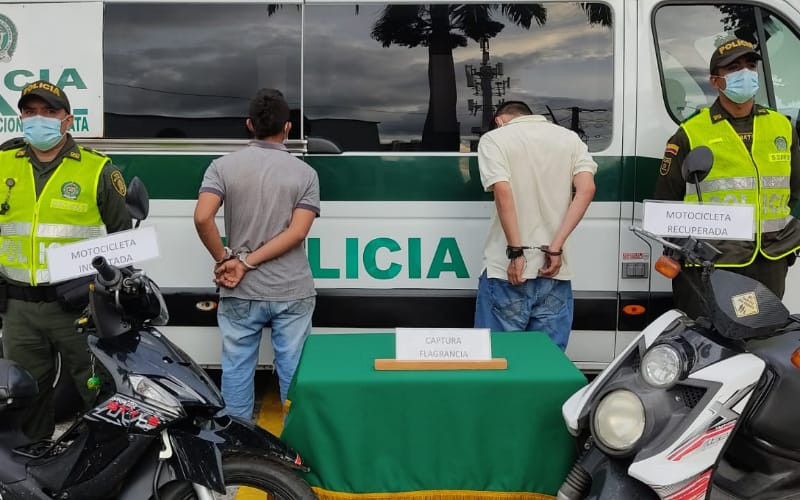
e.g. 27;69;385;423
194;89;320;418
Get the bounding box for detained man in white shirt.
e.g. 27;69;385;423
474;101;597;351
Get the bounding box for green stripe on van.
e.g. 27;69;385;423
113;154;629;202
627;156;661;203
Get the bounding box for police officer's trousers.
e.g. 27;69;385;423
1;299;96;441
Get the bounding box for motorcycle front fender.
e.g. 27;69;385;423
168;415;309;494
213;415;308;471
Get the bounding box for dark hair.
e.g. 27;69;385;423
248;88;290;138
494;100;533;118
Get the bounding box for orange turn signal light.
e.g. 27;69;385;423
792;348;800;370
655;256;682;279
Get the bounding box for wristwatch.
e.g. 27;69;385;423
506;246;526;260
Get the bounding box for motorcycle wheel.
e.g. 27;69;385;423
162;452;316;500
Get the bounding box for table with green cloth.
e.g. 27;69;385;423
281;332;587;500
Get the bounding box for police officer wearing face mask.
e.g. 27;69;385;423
0;80;131;441
655;39;800;319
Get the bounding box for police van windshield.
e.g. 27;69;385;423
655;3;800;129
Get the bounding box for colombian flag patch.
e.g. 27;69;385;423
665;143;679;156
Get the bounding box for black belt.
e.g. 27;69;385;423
6;284;60;303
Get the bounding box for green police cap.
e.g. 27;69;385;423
18;80;71;113
709;39;761;74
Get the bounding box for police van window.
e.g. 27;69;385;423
760;14;800;129
655;4;800;127
103;4;301;139
303;2;613;152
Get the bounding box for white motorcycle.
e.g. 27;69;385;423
558;147;800;500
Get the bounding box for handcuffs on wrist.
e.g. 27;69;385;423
506;245;563;260
237;252;258;270
215;246;234;264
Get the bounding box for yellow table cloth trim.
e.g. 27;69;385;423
312;488;556;500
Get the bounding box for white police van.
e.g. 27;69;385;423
1;0;799;371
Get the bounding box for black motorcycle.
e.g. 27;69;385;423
0;178;316;499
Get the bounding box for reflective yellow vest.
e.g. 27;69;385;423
682;107;797;265
0;147;108;285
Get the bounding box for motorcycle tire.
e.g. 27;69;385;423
161;452;317;500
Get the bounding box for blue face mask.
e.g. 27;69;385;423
22;115;66;151
721;68;759;104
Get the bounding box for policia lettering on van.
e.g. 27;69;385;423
0;81;131;441
655;39;800;320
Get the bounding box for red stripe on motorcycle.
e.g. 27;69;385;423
665;469;712;500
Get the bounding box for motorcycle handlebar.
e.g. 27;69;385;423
629;226;682;251
92;256;121;285
629;225;722;266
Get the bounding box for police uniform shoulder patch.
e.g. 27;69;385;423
775;136;788;151
664;143;679;156
660;157;672;176
110;170;126;197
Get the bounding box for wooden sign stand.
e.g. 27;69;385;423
374;358;508;371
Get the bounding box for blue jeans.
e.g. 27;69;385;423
217;296;315;419
474;271;573;351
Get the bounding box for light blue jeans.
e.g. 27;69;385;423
217;296;315;419
474;271;573;351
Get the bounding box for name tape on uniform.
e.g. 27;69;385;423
47;226;160;283
395;327;492;361
643;200;754;241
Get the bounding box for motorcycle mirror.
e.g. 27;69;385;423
681;146;713;185
126;177;150;227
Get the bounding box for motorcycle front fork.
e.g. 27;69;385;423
191;484;216;500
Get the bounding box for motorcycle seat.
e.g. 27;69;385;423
709;271;790;340
0;359;37;410
745;330;800;452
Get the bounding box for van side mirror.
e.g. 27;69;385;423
125;177;150;227
306;136;343;154
681;146;713;185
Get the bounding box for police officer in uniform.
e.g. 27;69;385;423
0;81;131;441
655;39;800;319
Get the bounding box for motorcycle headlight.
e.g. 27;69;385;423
593;390;645;451
641;344;683;389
